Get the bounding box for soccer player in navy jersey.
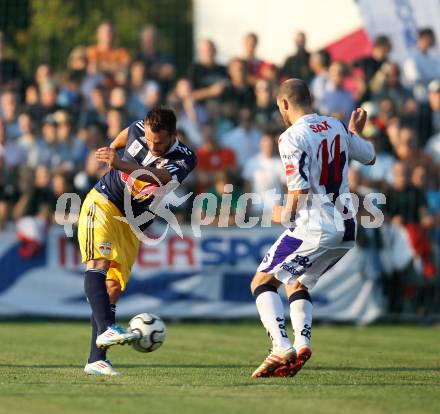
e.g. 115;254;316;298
78;107;197;375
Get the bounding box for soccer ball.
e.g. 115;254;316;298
128;313;166;353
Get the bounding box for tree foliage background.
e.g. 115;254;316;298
0;0;193;77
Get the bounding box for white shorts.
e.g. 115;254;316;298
257;230;352;289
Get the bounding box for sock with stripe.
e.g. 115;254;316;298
289;290;313;351
84;270;113;335
88;304;116;363
253;284;292;352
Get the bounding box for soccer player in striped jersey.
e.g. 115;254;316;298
250;79;375;378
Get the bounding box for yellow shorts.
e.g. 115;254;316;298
78;188;140;291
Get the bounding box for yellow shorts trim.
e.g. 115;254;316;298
78;188;140;290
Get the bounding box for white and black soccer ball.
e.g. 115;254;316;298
128;313;166;353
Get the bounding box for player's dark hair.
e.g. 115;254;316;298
145;107;176;134
277;78;312;109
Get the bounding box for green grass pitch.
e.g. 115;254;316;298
0;322;439;414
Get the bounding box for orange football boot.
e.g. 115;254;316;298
272;346;312;377
252;347;297;378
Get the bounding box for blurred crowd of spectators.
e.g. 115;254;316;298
1;22;440;315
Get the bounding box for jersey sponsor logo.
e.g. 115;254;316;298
120;171;158;201
285;164;296;176
310;120;332;133
292;255;312;268
281;262;302;276
280;255;312;276
98;241;112;256
127;140;143;157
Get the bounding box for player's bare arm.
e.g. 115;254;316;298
272;189;309;224
348;108;376;165
251;79;377;379
95;147;173;185
109;127;129;150
79;109;197;376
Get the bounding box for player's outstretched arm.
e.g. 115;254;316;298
95;147;172;185
348;108;376;166
109;127;129;150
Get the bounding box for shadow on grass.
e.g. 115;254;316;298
0;363;254;369
1;363;439;371
0;364;84;369
310;366;440;372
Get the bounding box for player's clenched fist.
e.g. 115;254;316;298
95;147;120;168
348;108;367;135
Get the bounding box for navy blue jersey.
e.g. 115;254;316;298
95;120;197;226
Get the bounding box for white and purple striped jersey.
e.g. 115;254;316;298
278;113;375;245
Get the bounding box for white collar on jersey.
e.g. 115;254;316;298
293;113;319;126
141;138;180;166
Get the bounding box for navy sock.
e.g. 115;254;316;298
110;303;116;325
84;269;113;334
88;315;106;363
88;304;117;363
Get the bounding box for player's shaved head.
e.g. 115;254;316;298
277;78;312;109
276;79;313;126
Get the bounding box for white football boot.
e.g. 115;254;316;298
84;359;120;376
96;324;141;349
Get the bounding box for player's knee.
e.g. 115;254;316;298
250;272;280;296
87;259;110;271
250;277;258;295
284;280;309;299
250;273;263;294
291;280;308;291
